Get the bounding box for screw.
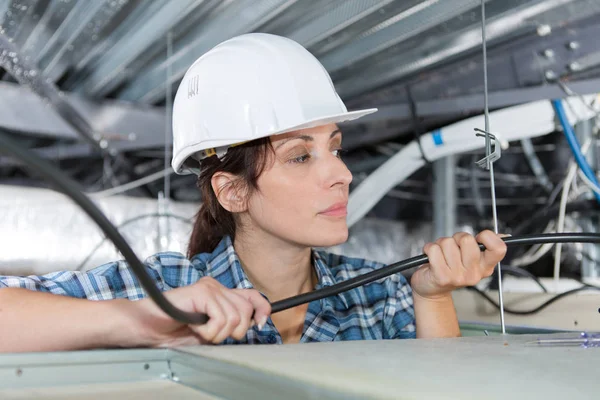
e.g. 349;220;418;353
542;49;555;59
143;363;150;370
99;139;108;149
568;62;583;72
567;41;580;50
545;70;557;80
15;368;22;377
537;24;552;37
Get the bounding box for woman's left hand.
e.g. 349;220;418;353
410;230;508;300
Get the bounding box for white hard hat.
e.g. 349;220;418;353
171;33;378;175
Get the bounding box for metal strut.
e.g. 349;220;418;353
476;0;506;334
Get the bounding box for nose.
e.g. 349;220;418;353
324;152;353;188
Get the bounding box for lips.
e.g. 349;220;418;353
319;202;348;217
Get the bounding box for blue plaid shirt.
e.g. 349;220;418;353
0;235;416;344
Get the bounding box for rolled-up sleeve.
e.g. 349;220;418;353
0;256;174;301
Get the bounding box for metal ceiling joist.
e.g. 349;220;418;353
33;0;109;70
77;0;213;97
0;81;165;149
336;0;581;98
20;0;79;61
354;77;600;123
285;0;397;49
117;0;298;104
40;0;134;83
0;0;10;23
320;0;487;73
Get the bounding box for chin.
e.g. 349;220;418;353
309;225;349;248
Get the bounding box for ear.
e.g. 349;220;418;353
211;172;248;213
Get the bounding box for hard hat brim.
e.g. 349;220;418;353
173;107;378;175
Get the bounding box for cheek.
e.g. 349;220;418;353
252;172;316;217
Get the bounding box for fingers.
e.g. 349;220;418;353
223;290;255;341
210;292;243;344
233;288;271;329
436;237;463;271
186;277;271;344
423;242;452;288
191;294;227;343
476;230;508;276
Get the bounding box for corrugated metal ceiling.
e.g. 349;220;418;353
1;0;600;201
2;0;598;107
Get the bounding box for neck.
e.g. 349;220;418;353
233;225;315;303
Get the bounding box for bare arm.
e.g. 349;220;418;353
0;277;271;353
0;288;132;352
410;230;507;338
414;292;460;338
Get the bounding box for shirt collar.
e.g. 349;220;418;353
312;250;348;310
207;235;348;309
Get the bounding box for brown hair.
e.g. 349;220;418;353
187;138;273;257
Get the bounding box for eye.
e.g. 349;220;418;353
289;153;311;164
332;148;347;159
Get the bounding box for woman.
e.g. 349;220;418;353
0;34;506;352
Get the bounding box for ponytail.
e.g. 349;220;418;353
186;138;272;258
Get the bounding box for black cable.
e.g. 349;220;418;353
3;130;600;324
271;233;600;313
467;284;600;315
75;213;193;271
498;265;548;293
0;131;208;325
509;199;598;236
406;86;431;165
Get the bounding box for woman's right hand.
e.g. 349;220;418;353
120;277;271;347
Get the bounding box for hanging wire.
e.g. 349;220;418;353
165;31;173;201
480;0;506;334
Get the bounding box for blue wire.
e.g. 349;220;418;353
551;99;600;204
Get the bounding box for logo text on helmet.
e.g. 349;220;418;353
188;75;199;98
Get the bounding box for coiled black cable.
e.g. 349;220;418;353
2;131;600;324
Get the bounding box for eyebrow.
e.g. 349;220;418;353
275;130;341;150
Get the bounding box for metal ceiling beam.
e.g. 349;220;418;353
320;0;487;73
0;32;109;155
34;0;108;68
0;0;10;23
353;77;600;123
76;0;214;97
0;0;43;43
117;0;298;104
0;81;165;149
285;0;397;49
41;0;135;83
335;0;583;98
19;0;79;59
3;73;600;167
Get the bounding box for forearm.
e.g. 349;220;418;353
0;288;133;353
413;291;461;338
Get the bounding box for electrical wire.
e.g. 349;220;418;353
4;130;600;324
467;284;600;315
577;168;600;196
498;265;548;293
89;167;174;199
554;138;593;284
552;99;600;203
271;233;600;313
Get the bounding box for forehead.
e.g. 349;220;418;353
270;123;341;144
